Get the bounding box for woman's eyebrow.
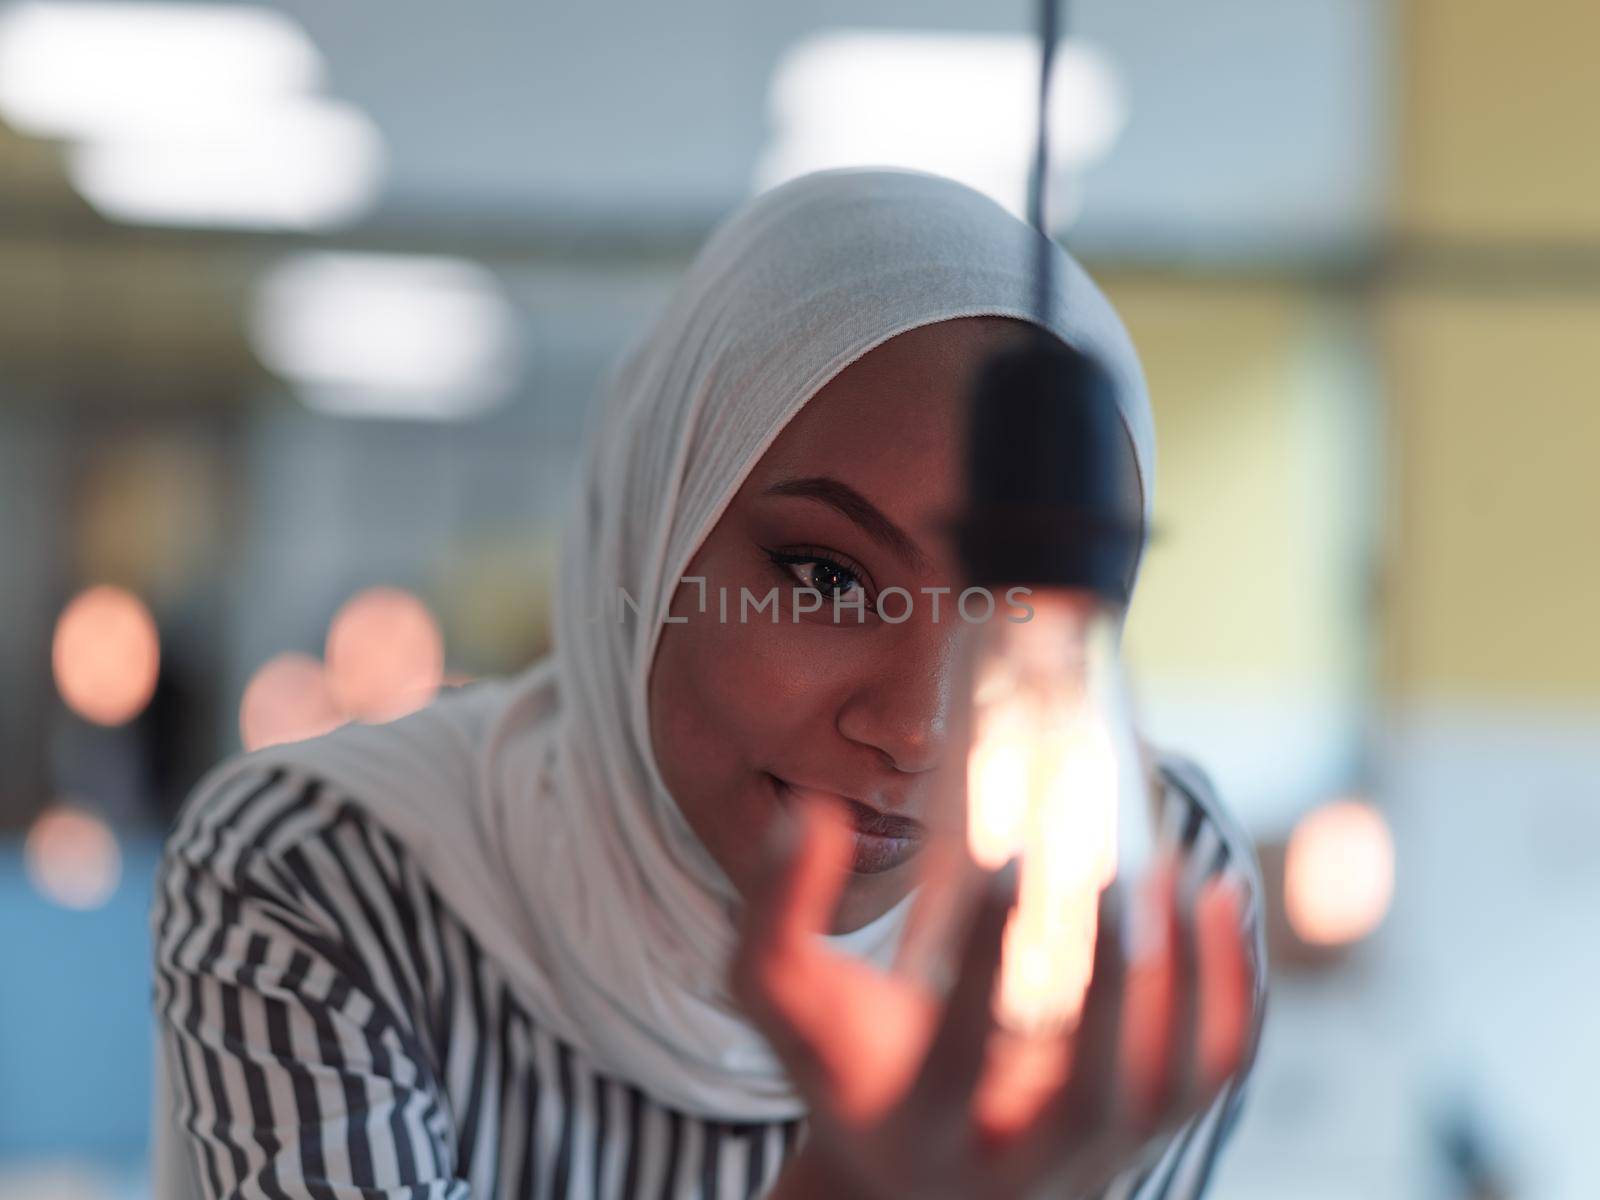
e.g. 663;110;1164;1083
764;475;932;573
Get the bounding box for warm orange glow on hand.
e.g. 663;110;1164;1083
736;791;1257;1200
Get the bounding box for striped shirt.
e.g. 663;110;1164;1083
151;756;1264;1200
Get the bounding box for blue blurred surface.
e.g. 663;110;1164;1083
0;836;163;1168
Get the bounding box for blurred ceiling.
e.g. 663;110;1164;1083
272;0;1387;257
4;0;1387;252
0;0;1387;392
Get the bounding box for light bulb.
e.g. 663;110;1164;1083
951;329;1151;1037
965;589;1151;1034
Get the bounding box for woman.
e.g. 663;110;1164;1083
152;168;1266;1199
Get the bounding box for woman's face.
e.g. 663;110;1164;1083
648;316;1027;932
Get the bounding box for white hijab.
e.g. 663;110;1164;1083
207;168;1157;1119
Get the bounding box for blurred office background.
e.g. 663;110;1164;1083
1;0;1596;1196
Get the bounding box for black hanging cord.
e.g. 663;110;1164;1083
959;0;1143;601
1029;0;1064;324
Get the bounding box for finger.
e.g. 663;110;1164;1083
731;797;855;1039
1136;874;1254;1146
1121;855;1180;1126
737;795;852;962
728;800;854;1094
731;803;799;999
776;795;855;943
1195;875;1254;1092
1153;862;1202;1127
1004;885;1129;1186
893;833;979;989
907;858;1017;1125
1066;875;1252;1200
1052;883;1128;1136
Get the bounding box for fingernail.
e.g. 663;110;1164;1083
989;856;1020;909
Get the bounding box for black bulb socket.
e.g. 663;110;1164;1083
955;331;1145;605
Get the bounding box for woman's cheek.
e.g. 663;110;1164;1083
719;597;867;711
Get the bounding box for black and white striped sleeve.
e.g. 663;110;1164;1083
149;753;1265;1200
151;764;469;1200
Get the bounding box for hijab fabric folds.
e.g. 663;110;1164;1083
200;168;1157;1118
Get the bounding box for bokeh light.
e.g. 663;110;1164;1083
0;1;384;231
51;584;160;726
25;804;122;910
324;586;444;723
239;651;346;751
758;31;1126;224
67;98;383;232
1285;798;1395;947
0;1;323;139
249;251;521;419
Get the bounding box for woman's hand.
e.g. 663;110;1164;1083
733;799;1258;1200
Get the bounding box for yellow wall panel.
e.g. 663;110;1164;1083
1100;274;1368;698
1382;287;1600;700
1397;0;1600;239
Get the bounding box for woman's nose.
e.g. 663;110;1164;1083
834;632;957;776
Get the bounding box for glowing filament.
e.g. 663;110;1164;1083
966;600;1121;1033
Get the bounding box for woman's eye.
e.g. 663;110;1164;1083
767;550;869;603
795;558;861;598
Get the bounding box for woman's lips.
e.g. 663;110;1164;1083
766;774;926;875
